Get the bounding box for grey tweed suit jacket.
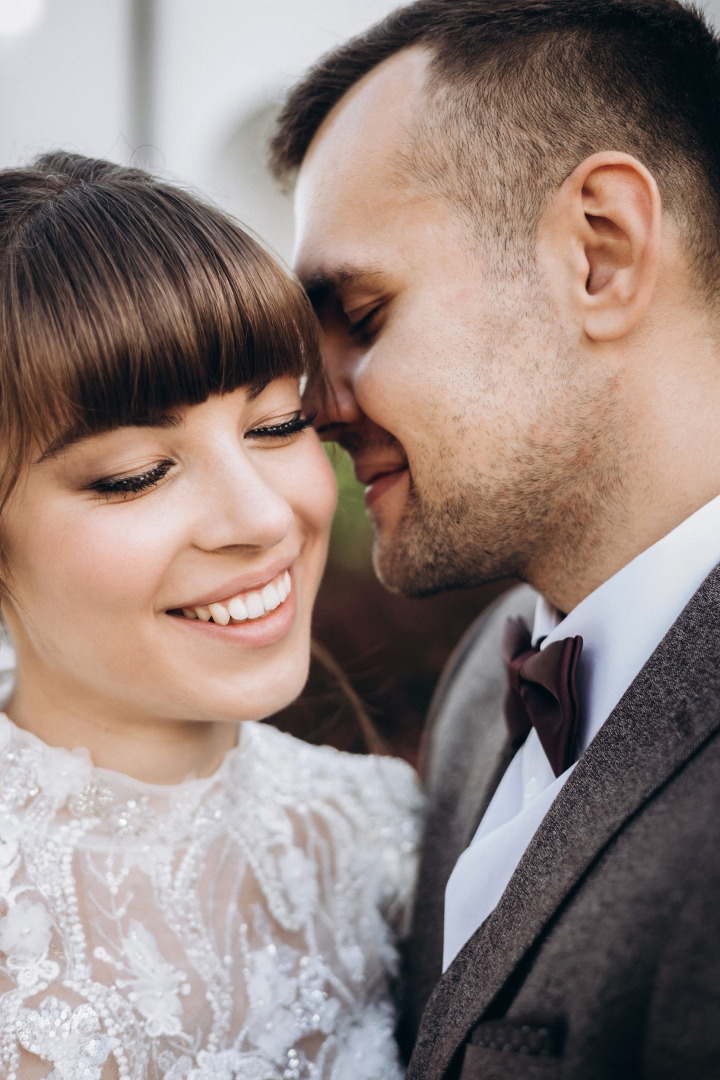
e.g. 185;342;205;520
402;569;720;1079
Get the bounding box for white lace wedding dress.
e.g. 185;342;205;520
0;713;422;1080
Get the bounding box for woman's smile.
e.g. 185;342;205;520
0;381;337;773
168;567;298;648
171;566;293;623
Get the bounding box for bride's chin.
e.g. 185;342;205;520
193;649;311;726
161;593;314;721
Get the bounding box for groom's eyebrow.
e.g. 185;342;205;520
303;266;387;309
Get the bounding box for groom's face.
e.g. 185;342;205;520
294;49;612;597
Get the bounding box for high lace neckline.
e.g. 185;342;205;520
0;711;422;1079
0;712;251;840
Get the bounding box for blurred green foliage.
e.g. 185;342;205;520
325;445;374;571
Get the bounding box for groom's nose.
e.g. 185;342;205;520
308;326;365;440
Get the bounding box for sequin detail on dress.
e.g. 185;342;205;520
0;716;422;1079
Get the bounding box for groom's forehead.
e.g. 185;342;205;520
292;48;432;231
292;146;420;294
292;48;483;303
303;46;432;162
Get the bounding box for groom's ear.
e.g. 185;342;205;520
536;152;662;341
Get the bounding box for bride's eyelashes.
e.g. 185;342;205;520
87;412;317;499
245;411;317;441
89;460;175;499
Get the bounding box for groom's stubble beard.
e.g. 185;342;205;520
371;403;631;600
364;295;632;600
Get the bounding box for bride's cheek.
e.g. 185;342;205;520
305;442;339;535
42;507;173;637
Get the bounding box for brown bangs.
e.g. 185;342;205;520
0;152;322;506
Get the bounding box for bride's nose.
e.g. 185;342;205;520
191;454;294;552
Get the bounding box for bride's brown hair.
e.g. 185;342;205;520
0;151;323;512
0;152;382;750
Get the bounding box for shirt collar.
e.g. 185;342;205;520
531;492;720;755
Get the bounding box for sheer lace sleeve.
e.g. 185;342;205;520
0;716;423;1080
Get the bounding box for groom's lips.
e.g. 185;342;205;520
354;460;409;509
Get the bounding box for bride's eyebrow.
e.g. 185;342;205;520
36;413;184;465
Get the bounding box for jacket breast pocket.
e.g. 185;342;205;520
459;1019;565;1079
460;1044;562;1079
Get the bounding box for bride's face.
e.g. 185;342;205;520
0;379;336;728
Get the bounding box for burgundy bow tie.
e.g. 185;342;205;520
502;616;584;778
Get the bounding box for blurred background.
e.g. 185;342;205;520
4;0;718;763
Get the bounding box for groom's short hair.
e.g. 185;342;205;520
270;0;720;297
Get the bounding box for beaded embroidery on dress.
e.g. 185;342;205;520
0;714;422;1079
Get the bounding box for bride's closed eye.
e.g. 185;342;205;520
89;460;175;498
245;411;316;442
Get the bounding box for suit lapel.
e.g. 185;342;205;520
403;726;514;1039
410;563;720;1079
453;724;515;854
403;588;536;1040
408;706;514;1016
425;586;538;873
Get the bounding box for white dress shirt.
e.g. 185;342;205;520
443;492;720;969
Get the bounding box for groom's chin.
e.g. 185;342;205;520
371;538;461;599
371;531;518;599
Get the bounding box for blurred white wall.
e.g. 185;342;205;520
2;0;720;261
0;1;130;166
153;0;402;257
0;0;400;258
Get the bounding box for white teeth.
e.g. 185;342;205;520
185;569;293;624
208;602;230;626
261;583;281;611
227;596;248;621
245;592;265;619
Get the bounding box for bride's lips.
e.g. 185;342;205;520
354;461;409;509
164;563;298;647
168;587;297;647
172;561;295;613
